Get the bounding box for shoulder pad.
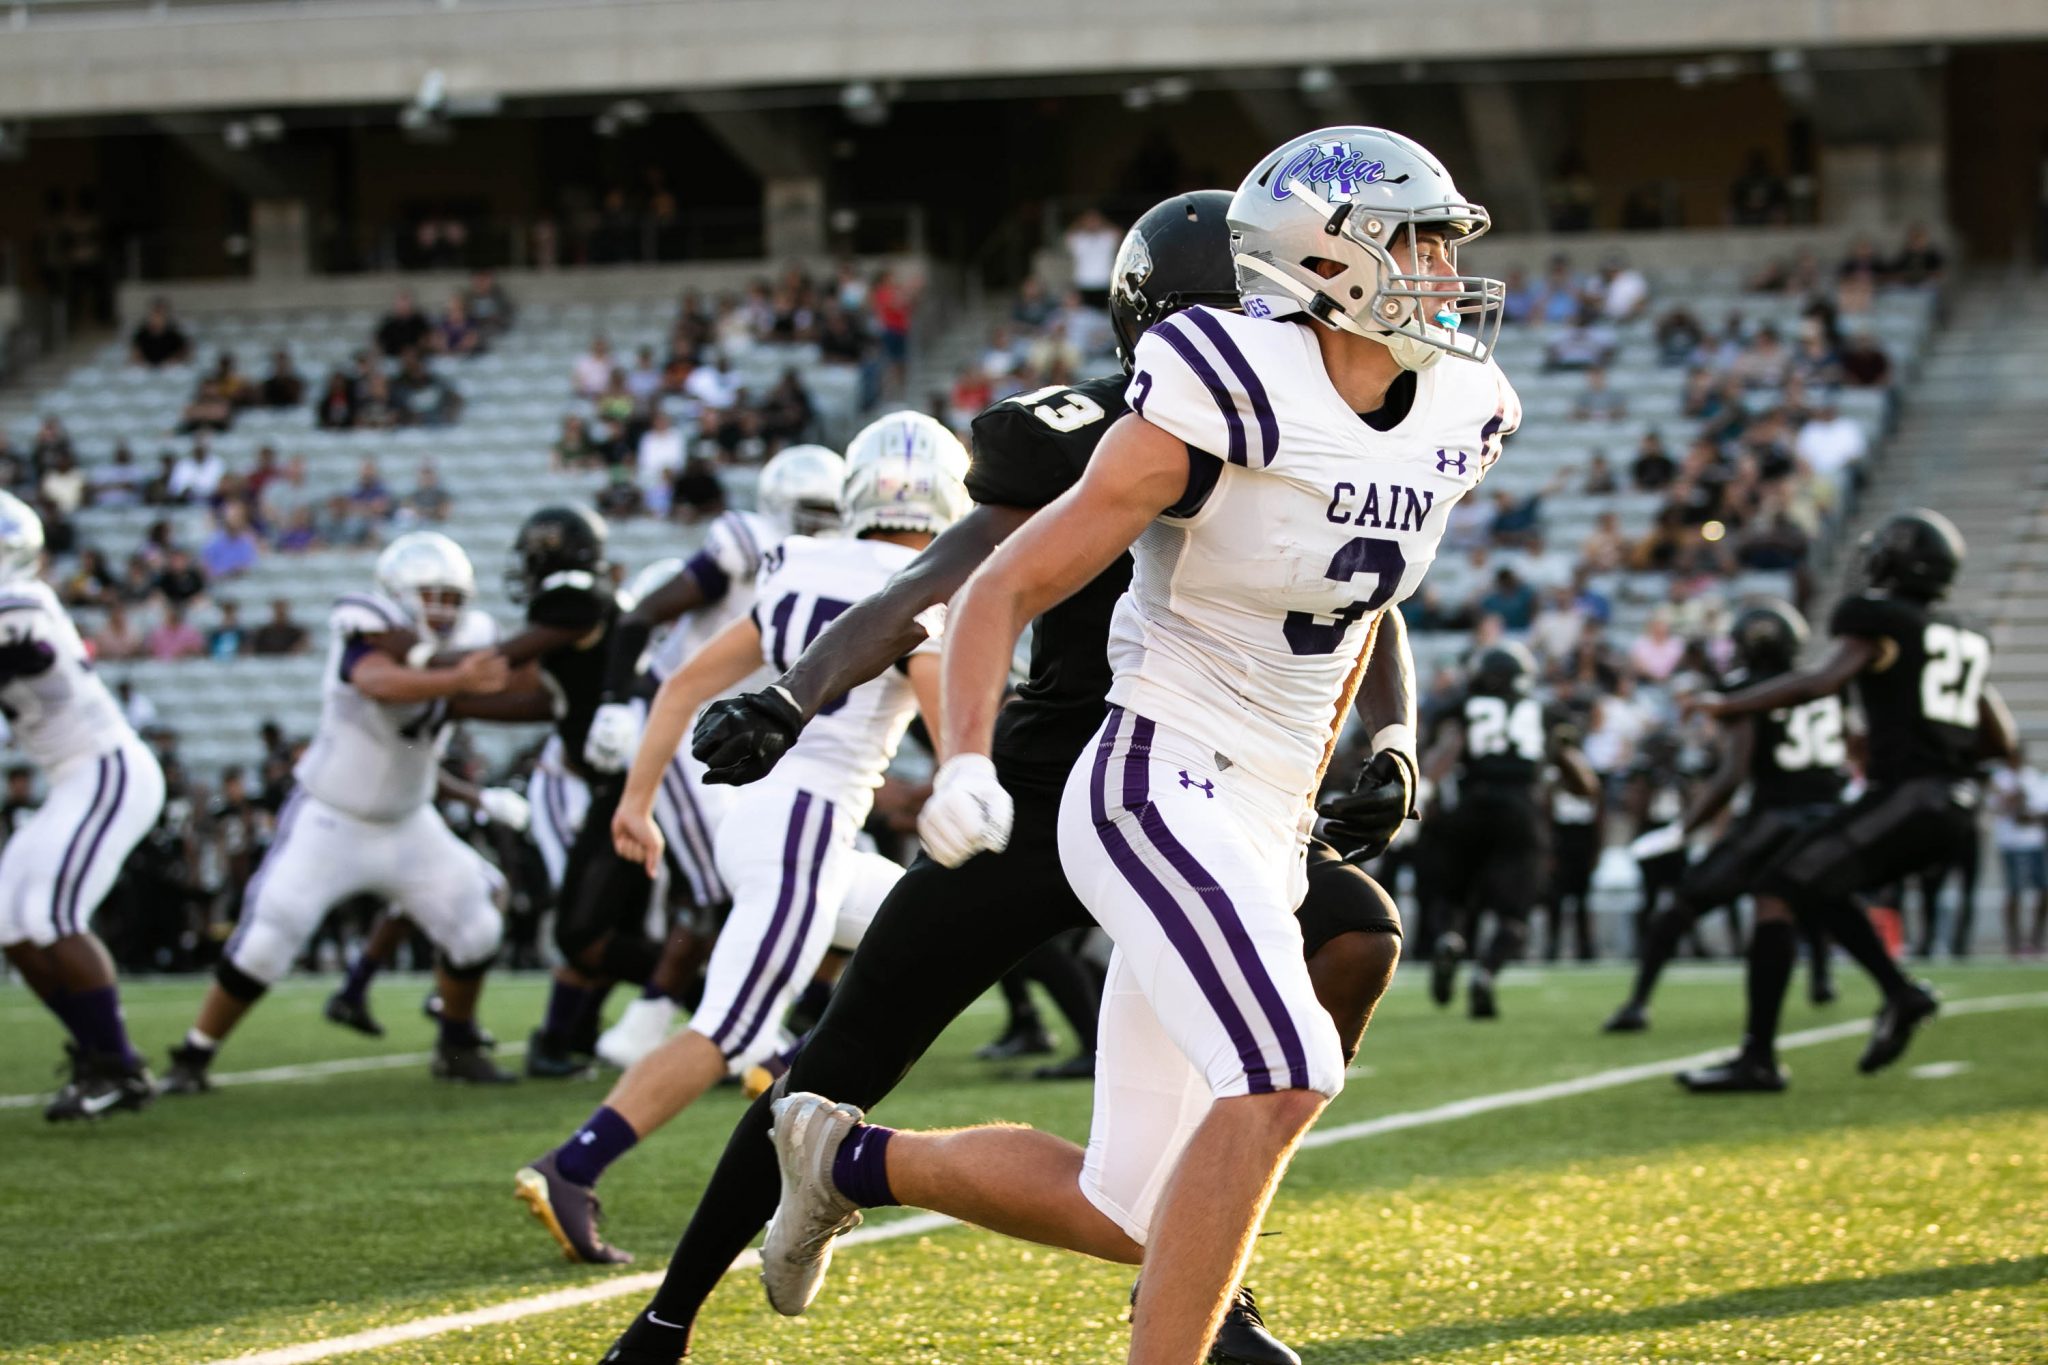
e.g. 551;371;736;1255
1127;308;1280;469
1827;592;1907;641
527;572;612;630
331;592;410;637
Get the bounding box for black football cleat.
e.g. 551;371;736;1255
1208;1284;1301;1365
600;1311;691;1364
161;1042;216;1096
524;1027;595;1080
45;1047;155;1122
1677;1053;1787;1094
1429;932;1465;1007
324;991;384;1038
1858;982;1939;1074
422;992;496;1047
1033;1052;1097;1081
1467;974;1498;1020
1602;1001;1648;1033
1808;973;1837;1006
515;1152;634;1264
433;1039;518;1084
975;1020;1056;1061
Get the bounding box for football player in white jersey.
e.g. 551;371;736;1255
760;127;1519;1364
163;532;520;1092
589;450;845;1067
0;493;170;1122
513;417;966;1267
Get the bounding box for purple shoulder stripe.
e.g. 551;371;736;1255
722;511;762;574
1151;317;1248;467
1182;310;1280;468
335;594;408;630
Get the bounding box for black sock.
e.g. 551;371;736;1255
1019;936;1100;1053
1742;920;1797;1063
1817;899;1911;998
996;971;1039;1036
1481;920;1527;976
1628;904;1695;1009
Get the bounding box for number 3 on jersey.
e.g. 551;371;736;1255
1008;385;1106;433
1921;622;1989;727
1773;695;1845;770
1284;536;1407;656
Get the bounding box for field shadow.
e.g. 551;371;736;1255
1304;1253;2046;1363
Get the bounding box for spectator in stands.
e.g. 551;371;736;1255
815;301;868;369
589;368;636;430
317;493;377;548
1654;307;1704;366
682;352;740;414
178;372;238;435
1535;255;1584;325
595;465;646;520
153;546;208;607
376;290;432;358
1064;208;1121;311
1579;510;1628;574
1528;585;1587;666
1479;566;1537;632
626;346;663;409
349;459;393;520
1544;305;1616;372
552;414;599;472
1012;276;1057;331
147;602;206;661
259;348;305;407
869;268;914;396
391;352;462;427
464;269;514;338
1730;324;1791;390
1498;268;1534;327
1838;330;1893;389
949;366;995;431
1581;452;1618;495
573;335;614;398
314;371;356;430
39;449;86;518
1794;390;1866;496
1571;366;1629;422
438;294;485;358
759;369;816;448
1630;430;1676;491
637;409;686;516
241;445;283;510
1596;254;1649;321
206;601;248;659
130;298;194;368
1734;484;1813;580
403;461;452;524
1626;609;1686;683
58;548;114;609
1489;471;1568;551
1837;237;1885;294
1400;583;1472;634
1729;150;1789;226
92;600;148;661
1890;224;1945;288
1789;318;1844;389
29;415;72;474
273;506;320;554
115;553;155;605
251;599;310;656
168;441;226;504
353;369;399;429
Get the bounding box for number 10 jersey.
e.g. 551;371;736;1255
749;534;940;822
1117;306;1520;800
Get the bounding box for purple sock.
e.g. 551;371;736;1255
831;1122;899;1209
541;979;589;1042
554;1105;638;1186
640;979;667;1000
336;951;382;1006
66;986;139;1067
438;1013;482;1048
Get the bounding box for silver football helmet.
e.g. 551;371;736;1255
1228;126;1504;370
0;491;45;585
375;530;476;640
756;444;848;536
841;413;971;539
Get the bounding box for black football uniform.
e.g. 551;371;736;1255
1680;690;1847;910
631;374;1404;1328
529;571;665;981
1432;689;1562;921
1765;593;1989;902
1543;786;1600;960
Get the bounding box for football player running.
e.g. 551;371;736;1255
0;493;169;1121
163;532;518;1092
1678;510;2014;1091
595;188;1412;1365
514;415;963;1266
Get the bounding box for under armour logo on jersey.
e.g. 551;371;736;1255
1178;771;1215;797
1435;448;1469;475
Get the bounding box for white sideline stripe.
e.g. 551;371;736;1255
191;990;2047;1365
0;1045;529;1110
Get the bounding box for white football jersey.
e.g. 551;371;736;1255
749;535;938;821
294;592;462;822
0;579;136;774
649;510;780;684
1119;306;1519;800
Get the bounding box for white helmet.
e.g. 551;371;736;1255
375;530;476;640
623;556;685;612
840;412;972;539
0;492;44;585
756;444;848;536
1228;126;1504;370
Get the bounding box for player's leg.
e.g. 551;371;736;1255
1019;933;1102;1077
1468;796;1545;1019
979;969;1056;1059
324;908;410;1036
167;790;343;1093
1297;840;1402;1059
1425;817;1479;1007
389;809;514;1083
1678;892;1800;1093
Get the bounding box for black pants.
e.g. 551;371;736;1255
1544;821;1600;960
635;765;1400;1330
1766;778;1981;904
552;777;661;984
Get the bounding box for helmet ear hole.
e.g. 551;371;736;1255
1300;256;1347;280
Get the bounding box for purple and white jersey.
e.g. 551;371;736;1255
650;509;780;685
1119;305;1519;799
749;534;940;822
0;579;134;774
295;591;462;823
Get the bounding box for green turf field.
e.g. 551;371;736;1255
2;962;2043;1364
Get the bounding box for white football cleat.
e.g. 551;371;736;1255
595;997;677;1070
761;1092;867;1316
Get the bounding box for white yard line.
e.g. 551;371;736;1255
0;1046;529;1110
193;989;2048;1365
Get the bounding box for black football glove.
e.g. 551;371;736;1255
1316;749;1416;865
691;687;805;786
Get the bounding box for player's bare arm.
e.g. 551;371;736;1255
940;414;1186;762
1677;718;1755;833
1979;683;2019;762
350;644;507;704
1695;636;1881;718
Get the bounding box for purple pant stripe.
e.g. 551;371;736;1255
1121;716;1310;1091
1183;309;1280;467
662;757;727;906
61;750;131;938
710;790;813;1051
1151;317;1248;466
724;795;833;1059
228;789;305;958
50;756;113;941
1089;708;1276;1093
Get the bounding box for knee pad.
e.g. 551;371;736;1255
214;959;271;1003
438;906;504;976
224;919;298;990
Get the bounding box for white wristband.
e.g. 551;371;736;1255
405;641;436;669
